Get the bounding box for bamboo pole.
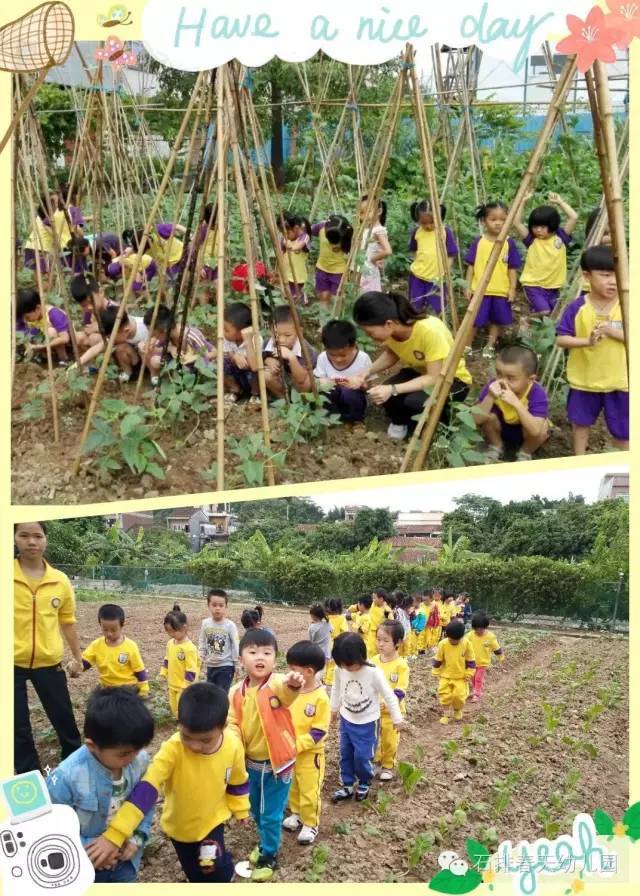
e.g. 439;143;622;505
0;68;50;156
72;71;206;476
542;41;579;190
400;55;579;474
224;67;275;487
592;62;629;365
405;46;458;333
215;70;227;492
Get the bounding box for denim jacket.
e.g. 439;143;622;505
45;745;154;871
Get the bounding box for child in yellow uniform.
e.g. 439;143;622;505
82;604;149;697
432;619;476;724
355;595;373;656
439;595;454;631
85;682;249;882
368;588;392;656
310;215;353;306
469;611;504;701
324;598;348;686
283;642;330;844
372;621;410;781
227;629;304;881
161;605;200;718
556;245;628;455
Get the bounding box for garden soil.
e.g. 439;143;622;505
29;596;629;883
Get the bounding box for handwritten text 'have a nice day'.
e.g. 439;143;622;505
168;3;555;72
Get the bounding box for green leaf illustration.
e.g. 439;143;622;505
466;838;491;870
429;868;483;894
593;809;615;836
623;802;640;842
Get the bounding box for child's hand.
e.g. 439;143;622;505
108;248;117;259
120;840;139;862
233;353;249;370
508;292;516;303
548;192;561;205
394;719;409;732
367;384;392;406
345;374;367;391
241;326;254;338
488;379;506;399
86;836;121;869
588;329;602;346
67;658;83;677
278;345;294;361
283;670;304;690
498;385;519;407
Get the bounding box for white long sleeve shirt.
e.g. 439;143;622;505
330;664;403;725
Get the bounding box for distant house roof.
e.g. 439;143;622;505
167;507;196;521
395;524;443;536
120;512;155;531
385;536;441;550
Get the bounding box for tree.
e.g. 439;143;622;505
33;83;78;166
231;497;323;526
352;508;395;547
588;499;629;580
325;506;345;522
305;522;357;555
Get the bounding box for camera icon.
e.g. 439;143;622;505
0;772;94;896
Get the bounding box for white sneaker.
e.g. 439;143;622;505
282;814;301;831
380;769;394;781
297;825;318;844
150;375;159;386
387;423;408;440
118;372;130;383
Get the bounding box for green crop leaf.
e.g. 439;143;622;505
466;838;491;870
593;809;615;836
429;868;483;894
623;802;640;841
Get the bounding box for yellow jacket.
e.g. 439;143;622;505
14;559;76;669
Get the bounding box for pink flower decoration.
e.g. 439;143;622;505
557;6;624;71
606;0;640;48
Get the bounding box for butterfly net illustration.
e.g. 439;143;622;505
0;2;74;73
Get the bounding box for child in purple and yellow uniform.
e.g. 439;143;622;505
82;604;149;698
280;212;311;304
407;199;458;314
310;215;353;306
141;303;214;384
161;604;200;718
16;287;70;364
125;223;186;281
432;619;476;724
556;245;628;455
69;274;119;369
324;598;348;686
372;621;409;781
469;611;504;702
465;202;522;358
475;345;550;463
515;192;578;317
244;305;317;401
283;641;330;845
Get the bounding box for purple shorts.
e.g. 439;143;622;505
474;295;513;328
24;248;50;273
315;269;342;296
567;388;629;441
524;286;559;314
408;274;447;314
488;406;525;447
165;261;183;281
288;282;307;305
223;357;252;395
201;265;218;282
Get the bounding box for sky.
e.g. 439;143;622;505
312;464;628;514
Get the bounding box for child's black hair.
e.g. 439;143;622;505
445;619;466;640
202;202;218;226
357;593;373;610
497;344;538;376
475;201;508;222
410;199;446;223
321;319;357;350
471;610;490;630
353;291;425;327
310;603;329;622
360;194;387;226
240;605;264;629
401;593;414;610
581;245;615;273
98;603;125;625
143;303;172;332
379;619;404;646
70;275;99;303
207;588;228;605
281;211;311;236
385;593;397;611
325;597;343;614
528;205;561;234
84;686;154;748
66;236;90;257
324;214;353;254
271;304;294;326
16;288;42;318
286;640;326;672
239;628;278;653
224;302;252;331
331;631;368;666
165;603;187;629
100;305;127;336
372;587;389;601
178;682;228;732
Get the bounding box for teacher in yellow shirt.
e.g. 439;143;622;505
14;522;84;774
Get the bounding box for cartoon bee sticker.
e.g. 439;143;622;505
97;5;133;28
95;37;137;69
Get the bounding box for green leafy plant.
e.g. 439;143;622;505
443;739;460;761
304;844;331;883
406;831;436;869
397;760;424;795
83;399;166;479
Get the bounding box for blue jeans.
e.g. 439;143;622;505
339;717;378;787
94;861;137;883
247;763;291;857
206;665;235;693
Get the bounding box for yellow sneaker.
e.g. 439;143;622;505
453;710;463;721
439;715;450;725
248;847;260;866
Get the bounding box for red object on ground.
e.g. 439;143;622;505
231;261;267;292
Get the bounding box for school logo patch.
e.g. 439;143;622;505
554;236;563;249
413;350;426;361
51;597;61;608
117;653;129;665
390;673;399;683
304;703;316;717
177;651;185;661
269;696;281;709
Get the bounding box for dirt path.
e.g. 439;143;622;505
28;598;628;882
